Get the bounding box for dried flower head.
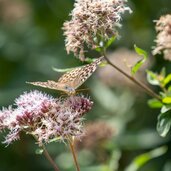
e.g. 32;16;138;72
75;121;115;162
0;90;93;145
63;0;131;60
152;14;171;60
75;121;114;150
0;0;31;24
98;48;152;91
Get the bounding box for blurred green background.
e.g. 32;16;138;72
0;0;171;171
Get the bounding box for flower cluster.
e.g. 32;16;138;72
152;14;171;60
63;0;131;60
75;121;114;150
75;121;115;163
0;90;93;145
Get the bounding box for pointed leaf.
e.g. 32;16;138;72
84;57;107;67
146;70;160;85
134;44;148;57
105;36;116;49
125;146;167;171
84;58;95;63
162;97;171;104
148;99;163;108
95;47;102;52
131;45;148;75
157;110;171;137
52;66;79;73
163;74;171;86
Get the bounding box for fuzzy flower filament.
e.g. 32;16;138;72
152;14;171;60
0;90;93;145
63;0;132;60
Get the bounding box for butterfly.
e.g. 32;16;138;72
27;56;104;95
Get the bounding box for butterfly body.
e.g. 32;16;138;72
27;57;104;95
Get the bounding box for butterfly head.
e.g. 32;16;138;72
63;85;76;95
56;83;76;95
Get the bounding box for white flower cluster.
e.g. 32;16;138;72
63;0;131;60
152;14;171;60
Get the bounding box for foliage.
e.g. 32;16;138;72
125;146;167;171
0;0;171;171
131;45;148;75
147;68;171;136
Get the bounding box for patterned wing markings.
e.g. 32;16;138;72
26;81;60;90
27;57;104;95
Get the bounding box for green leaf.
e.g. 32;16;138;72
157;110;171;137
84;58;95;63
146;70;160;86
84;57;107;67
105;36;116;49
125;146;167;171
35;148;44;155
134;44;148;57
163;74;171;86
95;47;102;52
162;97;171;104
148;99;163;108
131;45;148;75
168;86;171;92
52;66;79;72
53;58;105;73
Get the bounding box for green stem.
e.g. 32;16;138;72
103;53;161;101
42;144;61;171
68;139;80;171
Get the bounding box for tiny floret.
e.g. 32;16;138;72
63;0;132;60
152;14;171;61
0;90;93;145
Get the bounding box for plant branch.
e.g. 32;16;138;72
103;54;161;101
42;144;60;171
68;139;80;171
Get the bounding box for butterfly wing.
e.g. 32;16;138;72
73;56;105;88
27;57;104;93
57;67;82;85
26;80;60;90
58;57;104;89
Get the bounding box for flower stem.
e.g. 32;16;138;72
42;144;61;171
103;54;161;101
68;139;80;171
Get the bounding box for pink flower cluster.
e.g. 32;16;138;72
0;90;93;145
63;0;131;60
152;14;171;60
